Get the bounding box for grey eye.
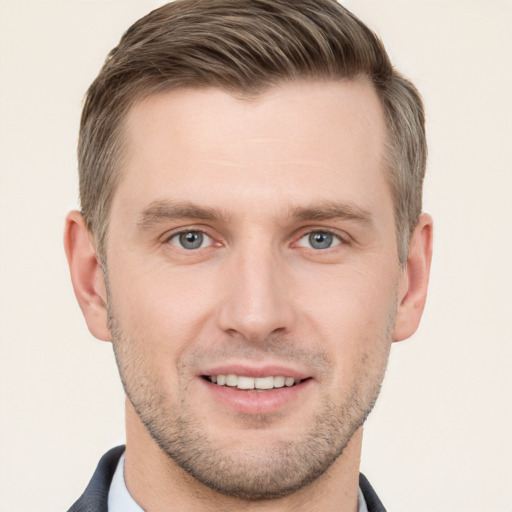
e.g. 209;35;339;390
298;231;341;250
170;231;211;250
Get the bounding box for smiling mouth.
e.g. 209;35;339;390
203;375;309;390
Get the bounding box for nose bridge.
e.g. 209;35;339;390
217;235;294;341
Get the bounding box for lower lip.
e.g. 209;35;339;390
199;378;313;415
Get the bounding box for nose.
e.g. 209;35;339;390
216;243;296;342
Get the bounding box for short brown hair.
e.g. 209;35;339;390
79;0;426;265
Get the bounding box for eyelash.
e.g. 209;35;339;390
295;229;345;251
166;229;214;250
165;227;347;252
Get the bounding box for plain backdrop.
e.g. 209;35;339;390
0;1;511;511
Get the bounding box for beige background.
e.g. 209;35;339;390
0;1;511;511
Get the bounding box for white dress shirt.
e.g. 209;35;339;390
107;453;143;512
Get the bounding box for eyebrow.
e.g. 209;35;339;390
137;200;231;229
288;202;374;226
137;199;374;230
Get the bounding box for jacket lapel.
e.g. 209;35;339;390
68;445;125;512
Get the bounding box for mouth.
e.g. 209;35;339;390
199;366;314;414
203;374;309;391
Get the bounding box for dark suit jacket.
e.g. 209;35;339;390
68;446;386;511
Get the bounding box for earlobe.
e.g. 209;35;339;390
64;211;112;342
393;213;433;342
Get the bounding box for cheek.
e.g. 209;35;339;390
105;265;216;392
295;265;397;380
298;262;398;332
108;259;217;336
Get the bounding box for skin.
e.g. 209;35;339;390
65;79;433;512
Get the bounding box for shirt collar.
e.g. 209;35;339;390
358;486;370;512
108;452;144;512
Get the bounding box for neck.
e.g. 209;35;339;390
123;399;363;512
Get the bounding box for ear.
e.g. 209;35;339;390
393;213;433;342
64;211;111;341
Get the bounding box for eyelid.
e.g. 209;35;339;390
162;226;220;248
161;223;210;240
297;229;343;249
169;230;213;248
161;225;349;251
294;226;349;244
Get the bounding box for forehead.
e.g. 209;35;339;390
114;79;390;224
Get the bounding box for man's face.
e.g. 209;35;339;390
105;80;404;498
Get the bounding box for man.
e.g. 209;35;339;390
64;1;432;510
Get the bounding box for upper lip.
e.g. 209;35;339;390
199;364;311;380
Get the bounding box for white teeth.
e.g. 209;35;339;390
209;374;299;389
226;374;237;386
255;376;274;389
237;376;255;389
273;376;285;388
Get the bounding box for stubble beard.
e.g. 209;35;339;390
109;306;394;500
